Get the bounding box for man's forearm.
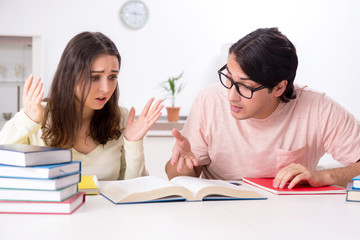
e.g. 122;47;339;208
323;160;360;187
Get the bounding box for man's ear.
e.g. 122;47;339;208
273;80;288;97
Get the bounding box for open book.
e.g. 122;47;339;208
100;176;266;204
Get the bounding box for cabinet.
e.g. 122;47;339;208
144;134;175;179
143;119;185;179
0;35;42;116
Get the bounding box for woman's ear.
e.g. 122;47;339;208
273;80;288;97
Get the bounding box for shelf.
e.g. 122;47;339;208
145;116;186;137
0;82;24;86
150;120;185;131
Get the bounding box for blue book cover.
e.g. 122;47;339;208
0;144;72;166
0;172;81;190
0;161;81;179
352;175;360;181
352;175;360;189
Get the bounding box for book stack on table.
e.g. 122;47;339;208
0;144;85;214
346;175;360;202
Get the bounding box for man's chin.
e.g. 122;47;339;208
230;111;249;120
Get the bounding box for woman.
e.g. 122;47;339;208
0;32;163;180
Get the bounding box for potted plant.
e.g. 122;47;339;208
159;72;185;122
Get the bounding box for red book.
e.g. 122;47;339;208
242;178;345;195
0;191;85;214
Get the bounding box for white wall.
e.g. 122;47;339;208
0;0;360;119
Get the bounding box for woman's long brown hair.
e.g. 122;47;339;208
42;32;122;148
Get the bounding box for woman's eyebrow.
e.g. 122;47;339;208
90;70;119;73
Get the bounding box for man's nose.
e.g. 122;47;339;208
228;85;241;101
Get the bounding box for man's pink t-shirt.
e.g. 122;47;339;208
182;84;360;180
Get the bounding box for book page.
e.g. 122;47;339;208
170;176;235;198
171;176;265;200
170;176;235;193
102;176;174;194
100;176;193;203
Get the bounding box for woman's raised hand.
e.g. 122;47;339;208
23;74;44;123
124;98;164;141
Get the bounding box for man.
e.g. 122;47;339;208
165;27;360;189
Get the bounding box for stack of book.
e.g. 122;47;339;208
346;175;360;202
0;144;85;214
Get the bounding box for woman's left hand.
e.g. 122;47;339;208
124;98;164;141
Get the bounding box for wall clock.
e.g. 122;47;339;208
120;1;149;29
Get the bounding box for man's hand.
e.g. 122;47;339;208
273;163;328;189
170;128;198;173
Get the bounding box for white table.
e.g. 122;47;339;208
0;182;358;240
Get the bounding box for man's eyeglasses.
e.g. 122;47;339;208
218;64;266;99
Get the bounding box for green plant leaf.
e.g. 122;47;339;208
159;71;185;106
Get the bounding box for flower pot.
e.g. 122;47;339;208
166;107;180;122
2;112;12;120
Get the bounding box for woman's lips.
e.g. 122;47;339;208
96;97;107;104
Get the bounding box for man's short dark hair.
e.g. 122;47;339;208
229;27;298;102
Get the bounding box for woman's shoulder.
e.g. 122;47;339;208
119;106;129;116
118;106;129;129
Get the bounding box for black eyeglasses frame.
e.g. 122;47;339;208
218;64;266;99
